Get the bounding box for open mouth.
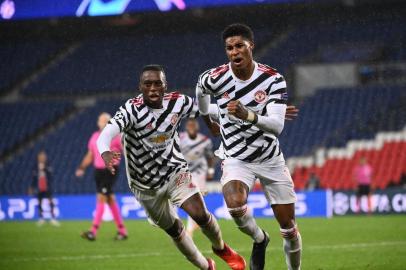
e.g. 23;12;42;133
149;94;160;100
233;57;243;66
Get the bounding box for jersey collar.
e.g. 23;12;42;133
228;61;258;83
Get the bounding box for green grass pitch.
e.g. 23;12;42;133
1;215;405;270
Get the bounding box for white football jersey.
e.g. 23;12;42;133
197;61;288;163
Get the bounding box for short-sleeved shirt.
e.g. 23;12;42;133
354;164;372;185
88;130;122;169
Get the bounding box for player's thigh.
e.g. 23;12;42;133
169;171;209;225
257;165;297;206
181;193;210;225
133;189;177;230
272;203;296;229
221;159;254;208
37;192;45;205
169;171;201;207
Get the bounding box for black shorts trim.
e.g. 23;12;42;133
37;191;52;200
94;166;119;195
357;184;371;196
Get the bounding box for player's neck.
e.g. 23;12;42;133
188;133;197;140
231;61;255;81
145;100;163;109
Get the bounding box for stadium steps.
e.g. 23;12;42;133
0;103;86;166
289;127;406;190
1;42;81;102
255;26;295;62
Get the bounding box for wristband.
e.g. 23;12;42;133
246;111;258;124
208;168;215;175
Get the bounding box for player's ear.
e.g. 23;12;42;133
249;41;255;51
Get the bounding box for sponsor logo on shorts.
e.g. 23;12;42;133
176;172;191;187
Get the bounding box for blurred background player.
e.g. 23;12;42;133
305;173;321;191
75;112;128;241
29;150;60;227
353;157;373;213
180;118;216;237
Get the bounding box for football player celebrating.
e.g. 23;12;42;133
196;24;302;270
97;65;246;270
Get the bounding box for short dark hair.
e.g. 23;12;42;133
142;64;165;74
140;64;167;82
222;23;254;43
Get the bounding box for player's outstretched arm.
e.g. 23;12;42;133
97;123;121;175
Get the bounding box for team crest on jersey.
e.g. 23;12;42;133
254;90;267;103
170;114;179;125
146;122;153;130
222;92;230;99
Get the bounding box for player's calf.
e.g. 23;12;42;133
280;224;302;270
166;219;212;270
199;213;224;250
228;204;265;243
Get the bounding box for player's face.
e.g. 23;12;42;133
186;120;199;138
225;36;254;71
140;71;167;109
97;114;110;130
38;152;47;163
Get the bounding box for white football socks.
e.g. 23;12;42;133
280;225;302;270
229;205;265;243
173;229;209;270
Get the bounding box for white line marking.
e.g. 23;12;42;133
5;241;406;263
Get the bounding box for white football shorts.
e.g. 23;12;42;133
221;158;297;205
131;170;200;230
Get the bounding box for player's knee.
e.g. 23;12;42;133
224;194;247;209
165;219;184;239
280;224;299;239
228;204;248;219
106;194;115;204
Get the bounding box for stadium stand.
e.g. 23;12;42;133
21;29;278;96
280;85;405;158
261;18;406;74
291;130;406;191
0;40;64;94
21;32;225;95
0;99;128;195
1;7;406;195
0;101;73;155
